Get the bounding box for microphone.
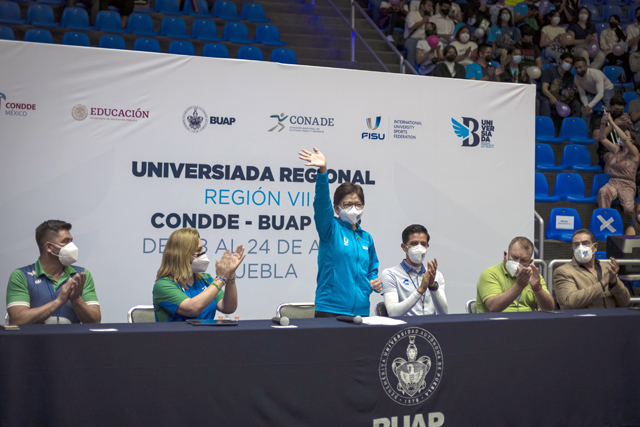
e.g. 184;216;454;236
336;315;363;325
271;316;290;326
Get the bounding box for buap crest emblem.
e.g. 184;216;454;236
182;106;208;133
379;327;443;406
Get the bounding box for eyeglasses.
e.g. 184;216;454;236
193;249;207;258
572;241;593;249
339;202;364;209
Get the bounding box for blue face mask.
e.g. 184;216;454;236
561;62;572;71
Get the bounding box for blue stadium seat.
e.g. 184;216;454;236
594;251;606;260
589;208;624;241
623;91;638;112
237;45;263;60
38;0;65;5
552;173;593;203
596;23;607;39
24;28;53;43
601;5;623;21
62;31;90;46
559;117;595;144
535;172;561;203
95;11;126;33
133;37;161;52
61;7;92;29
585;4;599;21
589;173;611;200
628;5;640;22
26;4;59;27
0;24;14;40
254;24;285;46
535;116;563;143
223;22;252;43
241;3;270;22
192;19;221;41
168;40;195;55
546;207;582;242
561;144;602;172
155;0;185;14
0;1;24;25
213;0;240;19
536;143;564;171
160;16;190;38
183;0;209;16
603;66;634;90
98;35;126;49
127;13;158;35
270;47;297;64
202;42;229;58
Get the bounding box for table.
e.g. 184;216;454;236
1;309;640;427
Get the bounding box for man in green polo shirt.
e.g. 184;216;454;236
476;236;554;313
6;220;101;324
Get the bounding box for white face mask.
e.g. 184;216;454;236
460;33;470;42
561;61;572;71
51;242;78;266
551;16;561;25
505;259;523;277
574;245;593;263
406;245;428;265
512;55;523;64
501;13;510;22
191;253;210;273
339;206;363;225
579;13;588;22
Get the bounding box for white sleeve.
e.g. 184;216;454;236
381;268;422;317
430;271;448;314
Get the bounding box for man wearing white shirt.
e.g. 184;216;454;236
380;224;448;317
404;0;431;67
432;0;455;42
574;57;614;119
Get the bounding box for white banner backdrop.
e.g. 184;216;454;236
0;40;535;322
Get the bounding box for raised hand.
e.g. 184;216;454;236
68;272;86;301
419;259;438;292
56;281;72;306
528;263;541;289
215;246;246;280
515;265;532;288
298;147;327;173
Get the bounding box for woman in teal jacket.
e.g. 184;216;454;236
299;147;381;317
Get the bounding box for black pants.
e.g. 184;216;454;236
605;52;633;85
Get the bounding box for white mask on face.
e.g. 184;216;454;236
407;245;428;264
574;245;593;263
460;33;470;42
191;253;210;273
561;61;572;71
501;13;510;22
551;16;561;25
339;206;363;225
512;55;523;64
51;242;78;266
505;259;523;277
579;13;588;22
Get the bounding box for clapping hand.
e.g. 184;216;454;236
299;147;327;173
419;259;438;292
603;258;620;285
515;265;532;288
215;246;246;281
68;272;86;302
528;263;541;289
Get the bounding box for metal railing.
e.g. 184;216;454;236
323;0;418;74
533;259;548;285
547;258;640;296
534;211;544;261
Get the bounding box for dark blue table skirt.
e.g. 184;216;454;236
1;309;639;427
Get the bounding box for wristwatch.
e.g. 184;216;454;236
429;281;439;292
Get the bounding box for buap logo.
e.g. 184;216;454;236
363;116;385;140
379;327;443;406
183;106;208;133
452;117;495;148
268;113;288;132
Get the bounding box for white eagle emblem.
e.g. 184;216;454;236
392;336;431;397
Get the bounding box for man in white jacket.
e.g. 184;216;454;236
380;224;448;316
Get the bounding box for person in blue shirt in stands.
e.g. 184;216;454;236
467;44;502;81
298;147;381;318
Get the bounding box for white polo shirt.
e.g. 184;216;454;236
380;260;448;316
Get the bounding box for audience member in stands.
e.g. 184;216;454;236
6;220;100;325
476;237;554;313
432;0;456;43
553;229;630;310
435;0;461;23
514;0;542;31
519;26;543;69
153;228;244;322
540;10;568;64
539;52;580;118
451;26;478;68
500;46;529;82
552;0;575;26
459;8;480;37
626;9;640;84
404;0;432;67
567;7;605;70
596;111;640;222
600;14;633;82
466;0;492;28
594;95;633;167
431;45;466;77
380;224;448;316
489;0;513;26
466;43;501;81
488;7;521;65
417;22;443;74
574;56;614;119
626;201;640;235
628;83;640;131
298;147;381;318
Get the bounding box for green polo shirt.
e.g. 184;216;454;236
476;261;549;313
6;259;99;309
